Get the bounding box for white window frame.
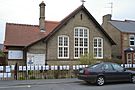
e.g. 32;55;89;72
74;27;89;59
58;35;69;59
129;34;135;46
93;37;103;59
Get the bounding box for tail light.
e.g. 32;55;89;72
84;68;90;75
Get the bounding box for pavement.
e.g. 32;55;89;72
0;78;81;86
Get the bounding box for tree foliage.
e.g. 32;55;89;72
79;53;98;65
79;53;122;65
0;50;5;57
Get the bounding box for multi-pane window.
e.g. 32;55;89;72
129;35;135;46
58;35;69;58
74;27;89;58
93;37;103;59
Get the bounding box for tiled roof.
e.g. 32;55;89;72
109;20;135;33
4;21;59;47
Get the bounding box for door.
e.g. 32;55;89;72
111;63;130;81
127;53;132;64
101;64;116;82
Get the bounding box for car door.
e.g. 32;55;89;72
111;63;131;81
101;64;117;82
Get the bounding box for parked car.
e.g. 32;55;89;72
77;62;135;86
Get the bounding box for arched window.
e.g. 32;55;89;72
74;27;89;58
58;35;69;59
93;37;103;59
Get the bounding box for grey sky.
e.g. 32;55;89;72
0;0;135;43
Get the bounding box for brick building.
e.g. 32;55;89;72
102;14;135;64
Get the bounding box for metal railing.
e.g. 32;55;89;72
0;64;135;80
0;65;88;80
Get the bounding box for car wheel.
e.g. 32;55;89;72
96;76;105;86
132;75;135;83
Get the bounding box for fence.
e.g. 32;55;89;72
0;64;135;80
0;65;88;80
121;64;135;68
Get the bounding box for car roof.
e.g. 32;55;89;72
99;62;116;65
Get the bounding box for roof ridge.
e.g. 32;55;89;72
6;23;39;27
110;20;125;22
45;20;59;23
6;21;59;27
125;20;135;22
60;5;84;23
111;19;135;22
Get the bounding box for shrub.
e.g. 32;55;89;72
79;53;99;65
29;76;36;79
79;53;123;65
0;50;5;57
54;70;59;79
19;76;25;80
28;70;33;75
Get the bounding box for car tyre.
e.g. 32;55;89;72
96;76;105;86
132;75;135;83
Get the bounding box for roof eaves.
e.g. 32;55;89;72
4;44;25;47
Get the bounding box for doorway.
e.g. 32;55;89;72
127;53;132;64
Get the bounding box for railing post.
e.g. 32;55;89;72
14;63;18;80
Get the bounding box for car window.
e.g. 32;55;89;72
102;64;113;70
88;64;100;69
111;63;124;71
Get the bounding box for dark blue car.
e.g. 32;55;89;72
77;62;135;86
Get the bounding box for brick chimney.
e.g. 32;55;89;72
39;1;46;32
102;14;112;24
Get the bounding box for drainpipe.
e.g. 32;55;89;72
45;41;48;65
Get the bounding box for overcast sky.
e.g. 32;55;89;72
0;0;135;44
